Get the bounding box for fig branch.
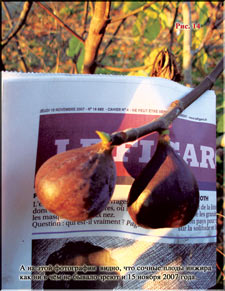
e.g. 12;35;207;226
109;57;224;146
108;2;156;24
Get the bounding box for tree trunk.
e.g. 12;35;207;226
83;2;111;74
182;2;192;86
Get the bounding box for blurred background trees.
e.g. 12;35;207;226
1;1;224;288
1;2;223;79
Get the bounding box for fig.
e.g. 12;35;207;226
127;135;199;229
35;131;116;221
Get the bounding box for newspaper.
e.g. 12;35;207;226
2;72;216;290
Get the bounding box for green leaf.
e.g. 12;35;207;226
217;113;225;133
123;1;146;13
132;23;140;37
66;37;81;57
177;31;183;43
216;155;222;164
216;100;225;111
193;26;206;49
59;6;75;16
145;8;158;19
77;47;85;73
144;18;160;41
159;11;169;29
199;4;208;25
132;11;145;37
112;1;122;9
66;36;85;73
201;51;208;68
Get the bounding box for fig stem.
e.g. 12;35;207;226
110;57;224;146
96;130;111;145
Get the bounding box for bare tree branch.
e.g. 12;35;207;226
83;1;111;74
214;16;224;29
169;3;179;50
0;55;6;71
36;1;84;44
1;1;33;48
96;63;149;72
108;2;156;24
182;2;192;86
82;1;89;38
98;18;126;63
205;44;224;54
207;1;215;9
2;1;29;72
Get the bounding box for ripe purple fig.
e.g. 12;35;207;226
127;135;199;229
35;131;116;221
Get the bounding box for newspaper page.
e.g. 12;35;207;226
2;72;216;290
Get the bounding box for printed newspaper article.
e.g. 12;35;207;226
2;72;216;290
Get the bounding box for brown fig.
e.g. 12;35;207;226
35;131;116;221
127;135;199;229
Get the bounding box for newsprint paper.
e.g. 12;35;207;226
2;72;216;290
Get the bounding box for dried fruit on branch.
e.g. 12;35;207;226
150;48;182;82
